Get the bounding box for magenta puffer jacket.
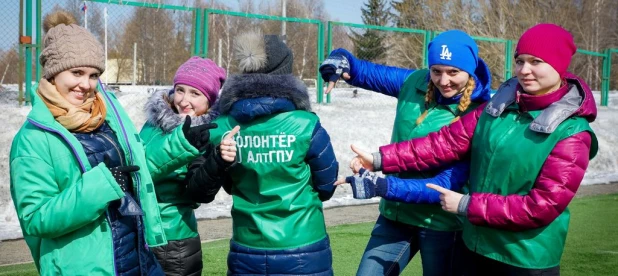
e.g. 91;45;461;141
379;73;597;231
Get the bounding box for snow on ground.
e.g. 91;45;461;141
1;84;617;240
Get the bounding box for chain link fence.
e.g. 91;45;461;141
42;0;196;87
0;0;21;103
0;0;24;239
204;11;320;84
2;0;617;243
474;39;509;88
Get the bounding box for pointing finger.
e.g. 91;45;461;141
426;184;449;194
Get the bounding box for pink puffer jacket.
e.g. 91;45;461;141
379;73;597;231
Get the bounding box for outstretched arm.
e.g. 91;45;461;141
339;162;469;204
377;103;486;174
321;48;414;97
383;162;470;204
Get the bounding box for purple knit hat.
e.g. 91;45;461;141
173;56;227;104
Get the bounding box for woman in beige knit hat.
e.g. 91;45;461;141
10;10;169;275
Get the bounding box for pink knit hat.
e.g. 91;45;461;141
173;57;227;104
515;23;576;77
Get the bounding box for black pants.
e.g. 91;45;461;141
152;235;203;276
464;247;560;276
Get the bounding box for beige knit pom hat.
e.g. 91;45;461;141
40;10;105;79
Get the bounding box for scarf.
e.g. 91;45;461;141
37;78;107;133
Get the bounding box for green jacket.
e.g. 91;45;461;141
210;111;327;249
139;89;218;241
10;87;166;275
208;73;338;250
379;69;481;231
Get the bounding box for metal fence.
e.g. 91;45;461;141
10;0;618;106
0;0;21;104
202;8;324;101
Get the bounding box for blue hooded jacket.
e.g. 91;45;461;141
331;47;492;203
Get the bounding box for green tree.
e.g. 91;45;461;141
350;0;391;62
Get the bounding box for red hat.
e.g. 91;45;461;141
515;23;576;76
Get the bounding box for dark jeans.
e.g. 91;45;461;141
356;215;465;276
464;247;560;276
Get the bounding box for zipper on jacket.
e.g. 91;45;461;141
99;85;141;200
99;131;126;167
106;211;119;276
99;82;152;251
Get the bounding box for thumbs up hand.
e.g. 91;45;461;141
349;144;374;173
220;126;240;163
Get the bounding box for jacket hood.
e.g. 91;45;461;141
217;74;311;122
144;89;219;133
430;57;492;105
470;58;493;103
485;72;596;133
563;72;597;122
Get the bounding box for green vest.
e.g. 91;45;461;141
380;69;476;231
465;104;597;268
140;122;201;241
210;111;327;249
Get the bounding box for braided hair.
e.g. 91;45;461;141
416;76;476;125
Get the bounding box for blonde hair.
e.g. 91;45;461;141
416;77;476;125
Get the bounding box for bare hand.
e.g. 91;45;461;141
324;72;352;94
220;126;240;162
349;144;374;172
426;184;463;214
334;177;350;186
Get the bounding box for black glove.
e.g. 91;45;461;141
319;52;351;83
104;155;140;193
104;155;143;216
344;168;387;200
182;116;218;152
184;144;234;203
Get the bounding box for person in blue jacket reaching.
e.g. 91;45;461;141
320;30;492;276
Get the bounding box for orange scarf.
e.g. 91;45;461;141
37;79;107;133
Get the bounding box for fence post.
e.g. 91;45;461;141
35;0;41;82
504;40;513;80
203;9;209;58
192;8;201;56
317;21;324;104
324;21;333;104
18;0;24;106
423;30;431;69
24;0;33;105
601;48;610;106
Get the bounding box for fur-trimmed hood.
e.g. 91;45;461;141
217;74;311;121
144;89;219;133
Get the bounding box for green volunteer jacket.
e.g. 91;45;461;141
10;85;166;275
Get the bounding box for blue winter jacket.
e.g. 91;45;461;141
332;48;492;203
